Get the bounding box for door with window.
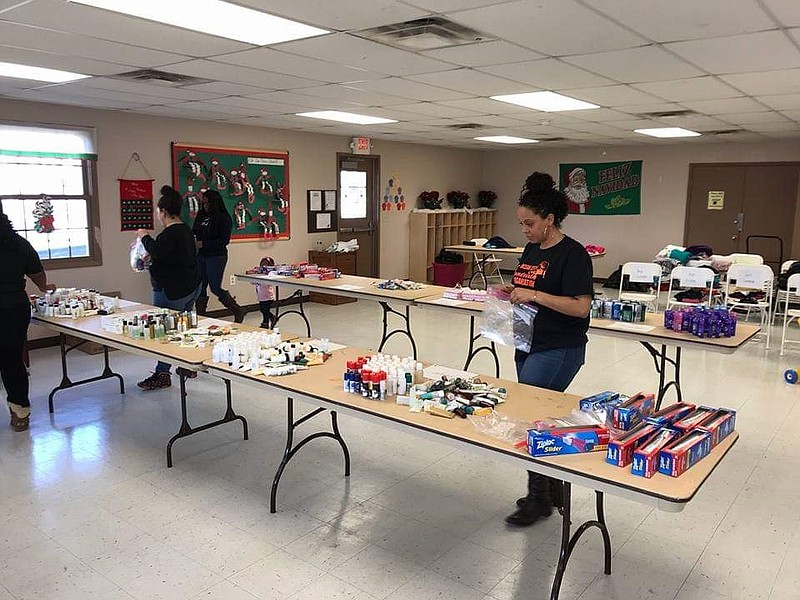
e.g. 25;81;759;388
685;163;799;271
337;153;380;277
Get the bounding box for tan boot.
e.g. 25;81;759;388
8;402;30;432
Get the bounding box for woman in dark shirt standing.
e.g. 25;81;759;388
193;189;245;323
136;185;201;390
0;209;55;431
504;172;594;527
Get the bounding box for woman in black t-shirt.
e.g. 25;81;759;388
136;186;201;391
504;172;594;527
0;210;55;432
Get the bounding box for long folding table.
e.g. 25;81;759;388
205;344;737;600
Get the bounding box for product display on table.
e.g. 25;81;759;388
210;333;331;375
442;285;487;302
99;309;203;339
591;298;648;322
371;279;428;291
32;288;121;317
245;262;341;280
663;307;738;338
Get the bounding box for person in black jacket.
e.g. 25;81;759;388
136;186;201;390
192;189;245;323
0;208;55;431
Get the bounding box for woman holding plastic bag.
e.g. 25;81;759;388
503;172;593;527
135;186;201;390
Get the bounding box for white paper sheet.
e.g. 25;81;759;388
316;212;332;229
428;298;467;306
324;190;337;211
605;322;655;333
330;284;364;291
309;190;322;211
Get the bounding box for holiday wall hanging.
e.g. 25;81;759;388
559;160;642;215
33;195;55;233
119;153;155;231
171;143;290;241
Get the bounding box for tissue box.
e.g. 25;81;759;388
697;408;736;447
631;427;681;478
606;422;658;467
612;392;655;430
645;402;696;427
658;429;713;477
527;425;610;457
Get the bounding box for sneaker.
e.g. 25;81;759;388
9;409;29;432
137;371;172;390
259;321;271;329
505;499;552;527
175;367;197;379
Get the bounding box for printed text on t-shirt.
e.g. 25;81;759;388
513;261;549;289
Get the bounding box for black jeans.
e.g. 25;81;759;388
0;303;32;409
259;300;275;327
198;254;229;299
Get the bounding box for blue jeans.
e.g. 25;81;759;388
515;346;586;393
152;285;201;373
198;254;228;299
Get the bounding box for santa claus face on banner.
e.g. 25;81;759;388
564;168;590;213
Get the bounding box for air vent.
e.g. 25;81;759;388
706;129;746;136
358;17;490;50
637;110;697;119
112;69;212;86
447;123;484;130
538;137;568;142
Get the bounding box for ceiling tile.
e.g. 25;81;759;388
210;48;380;84
276;33;453;76
567;108;634;122
0;21;187;67
137;105;240;121
564;85;664;107
406;68;531;95
170;101;267;117
290;84;413;106
761;1;800;27
347;77;471;101
716;111;792;125
759;94;800;111
158;60;316;91
666;31;800;75
679;97;768;114
235;0;429;31
478;58;613;90
244;90;365;110
633;77;742;101
613;102;689;114
654;115;732;129
720;69;800;96
177;82;274;96
391;101;484;118
590;0;776;42
451;0;646;56
562;46;703;83
1;0;252;57
436;97;531;114
76;77;225;101
0;44;127;75
421;40;542;67
744;121;800;132
6;88;150;109
774;110;800;121
199;97;294;113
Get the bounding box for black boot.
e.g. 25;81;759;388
506;471;554;527
219;291;245;323
195;295;209;316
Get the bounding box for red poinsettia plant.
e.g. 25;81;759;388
446;190;470;209
477;190;497;208
418;190;442;209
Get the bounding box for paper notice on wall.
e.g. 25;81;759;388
316;212;332;230
708;191;724;210
309;190;322;211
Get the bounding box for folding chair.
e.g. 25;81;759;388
724;264;773;348
617;262;662;312
781;273;800;355
772;260;799;326
666;266;715;310
467;238;504;288
728;253;764;266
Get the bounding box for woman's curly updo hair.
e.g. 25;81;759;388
158;185;183;217
518;172;569;228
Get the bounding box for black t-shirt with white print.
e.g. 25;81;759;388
511;235;593;354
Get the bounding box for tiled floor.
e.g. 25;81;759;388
2;299;799;600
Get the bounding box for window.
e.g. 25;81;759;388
0;124;101;268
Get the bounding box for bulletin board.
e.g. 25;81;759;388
307;189;337;233
171;142;290;241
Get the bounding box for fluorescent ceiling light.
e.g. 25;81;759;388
0;61;89;83
491;91;599;112
296;111;397;125
70;0;329;45
474;135;539;144
634;127;701;138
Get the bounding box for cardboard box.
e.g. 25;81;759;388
579;390;622;412
612;392;655;430
606;422;658;467
527;425;610;457
672;406;717;434
632;427;681;478
697;408;736;447
658;429;713;477
645;402;696;427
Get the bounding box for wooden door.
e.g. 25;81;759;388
337;153;380;277
685;163;799;268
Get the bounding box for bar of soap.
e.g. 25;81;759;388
425;405;455;419
472;407;493;417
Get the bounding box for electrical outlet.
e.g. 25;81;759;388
229;275;237;286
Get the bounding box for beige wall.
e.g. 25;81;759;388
481;139;800;279
0;98;482;338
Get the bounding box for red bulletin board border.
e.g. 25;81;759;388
171;142;291;242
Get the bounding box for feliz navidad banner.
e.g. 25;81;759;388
559;160;642;215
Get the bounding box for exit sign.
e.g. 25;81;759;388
352;137;371;154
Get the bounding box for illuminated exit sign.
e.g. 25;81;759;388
352;137;371;154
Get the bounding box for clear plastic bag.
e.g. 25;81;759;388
468;411;532;446
479;287;538;352
130;238;151;273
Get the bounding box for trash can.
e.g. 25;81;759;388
433;261;466;287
